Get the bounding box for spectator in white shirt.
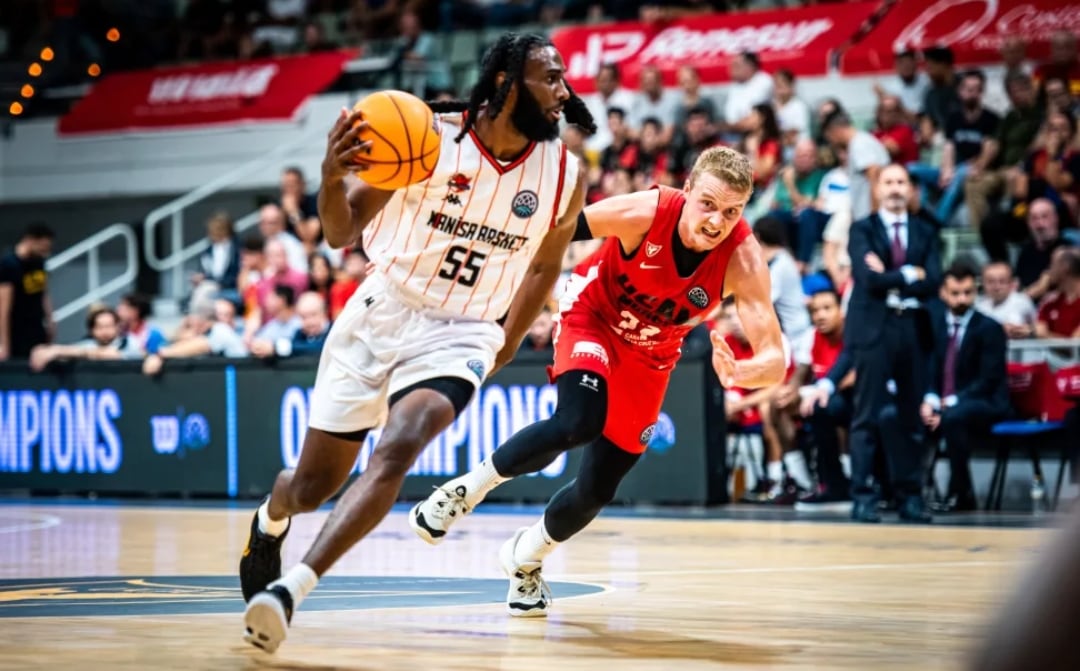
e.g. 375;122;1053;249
142;300;248;375
772;69;811;151
631;65;679;144
874;49;930;120
250;285;303;358
976;260;1039;338
722;51;773;139
673;65;718;132
584;63;636;153
258;203;309;274
822;110;891;221
29;307;142;371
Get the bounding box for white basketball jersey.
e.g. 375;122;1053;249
362;113;578;321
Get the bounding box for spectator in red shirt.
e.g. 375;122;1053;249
742;103;782;193
873;95;919;166
1037;247;1080;338
784;289;854;507
328;248;373;321
718;300;808;504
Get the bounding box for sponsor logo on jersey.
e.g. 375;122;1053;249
511;190;539;218
570;341;609;366
448;173;472;192
615;273;692;326
639;262;662;270
645;242;662;257
687;286;709;309
466;359;486;380
426;211;529;251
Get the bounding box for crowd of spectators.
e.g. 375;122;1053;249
0;0;771;90
4;19;1080;513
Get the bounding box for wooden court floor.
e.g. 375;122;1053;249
0;501;1055;671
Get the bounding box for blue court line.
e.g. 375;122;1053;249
224;366;238;498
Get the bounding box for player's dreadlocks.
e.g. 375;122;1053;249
427;32;596;142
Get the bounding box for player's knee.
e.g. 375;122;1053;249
367;432;427;482
284;471;334;513
553;405;606;447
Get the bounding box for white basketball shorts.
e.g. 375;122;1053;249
307;272;505;433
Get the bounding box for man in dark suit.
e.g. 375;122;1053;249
846;163;942;523
918;262;1010;511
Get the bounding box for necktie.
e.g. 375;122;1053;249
942;321;960;398
891;221;905;268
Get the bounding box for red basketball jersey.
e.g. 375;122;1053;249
559;185;751;363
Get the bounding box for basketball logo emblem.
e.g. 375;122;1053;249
511;190;539;218
687;287;709;309
639;424;656;446
466;359;486;380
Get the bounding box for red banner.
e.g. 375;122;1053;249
841;0;1080;74
58;50;356;135
550;3;880;94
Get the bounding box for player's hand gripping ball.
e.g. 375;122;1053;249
350;90;441;190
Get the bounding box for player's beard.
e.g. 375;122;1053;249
511;87;560;142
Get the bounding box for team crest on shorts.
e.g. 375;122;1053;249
466;359;486;380
687;286;709;309
639;423;656;446
511;190;539;218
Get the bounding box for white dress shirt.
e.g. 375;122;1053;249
877;209;921;309
924;308;976;410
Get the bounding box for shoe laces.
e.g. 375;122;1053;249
514;565;552;604
430;485;470;522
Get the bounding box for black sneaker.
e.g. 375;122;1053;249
243;585;294;653
794;485;853;512
239;498;290;602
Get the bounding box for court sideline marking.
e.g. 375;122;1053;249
0;513;62;534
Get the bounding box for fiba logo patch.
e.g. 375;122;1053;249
466;359;486;380
511;190;539;218
687;286;709;309
639;424;656;446
182;414;211;451
646;412;676;453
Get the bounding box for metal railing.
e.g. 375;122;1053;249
141;131;319;297
1007;338;1080;367
45;223;138;324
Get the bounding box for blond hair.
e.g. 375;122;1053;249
687;146;754;195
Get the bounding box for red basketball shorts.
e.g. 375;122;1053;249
551;311;672;454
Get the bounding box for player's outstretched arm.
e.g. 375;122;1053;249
714;236;786;389
579;189;658;252
318;108;395;249
491;168;587;374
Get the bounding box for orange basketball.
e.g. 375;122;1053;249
351;90;441;190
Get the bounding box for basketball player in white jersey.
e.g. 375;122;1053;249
239;33;595;653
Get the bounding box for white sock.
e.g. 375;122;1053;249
840;454;852;479
783;451;814;490
456;457;510;508
766;460;784;484
270;563;319;609
513;518;558;565
257;498;289;537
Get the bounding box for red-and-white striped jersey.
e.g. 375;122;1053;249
362;113;578;321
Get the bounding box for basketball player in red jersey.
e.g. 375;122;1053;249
239;33;596;653
412;146;786;616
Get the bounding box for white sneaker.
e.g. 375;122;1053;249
499;527;552;618
243;585;293;653
409;483;471;545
